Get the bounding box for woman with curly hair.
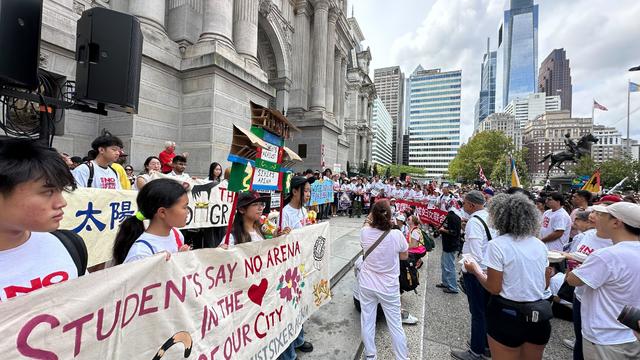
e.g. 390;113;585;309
464;193;552;360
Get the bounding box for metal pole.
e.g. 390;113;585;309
627;80;631;154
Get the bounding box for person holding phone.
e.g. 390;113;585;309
566;202;640;359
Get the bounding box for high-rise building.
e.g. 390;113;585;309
374;66;405;163
475;113;522;149
495;0;539;110
407;66;462;179
523;110;592;182
539;48;572;115
504;92;560;129
592;125;623;163
402;133;410;165
474;38;497;129
371;98;394;165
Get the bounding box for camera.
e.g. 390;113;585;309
617;305;640;332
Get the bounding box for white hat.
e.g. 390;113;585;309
396;214;406;223
592;202;640;228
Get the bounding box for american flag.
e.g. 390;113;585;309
593;100;608;111
478;165;489;186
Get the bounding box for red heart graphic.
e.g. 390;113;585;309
248;279;268;306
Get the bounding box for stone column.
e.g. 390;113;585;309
199;0;234;47
360;134;366;163
309;0;330;111
233;0;259;65
289;1;311;110
130;0;166;32
332;54;342;116
324;8;338;114
338;58;347;130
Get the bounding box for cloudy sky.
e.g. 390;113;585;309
351;0;640;143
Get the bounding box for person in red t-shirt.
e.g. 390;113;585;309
159;141;176;174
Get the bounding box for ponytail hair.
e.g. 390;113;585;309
112;179;187;264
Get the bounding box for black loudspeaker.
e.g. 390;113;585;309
0;0;43;90
400;172;407;181
75;7;143;114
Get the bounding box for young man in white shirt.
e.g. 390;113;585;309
169;155;190;181
566;202;640;359
540;192;571;251
72;132;123;189
452;190;497;360
0;139;85;302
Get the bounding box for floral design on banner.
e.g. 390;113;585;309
277;265;305;307
312;279;331;307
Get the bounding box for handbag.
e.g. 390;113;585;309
491;295;554;323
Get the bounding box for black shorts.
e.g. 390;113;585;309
486;296;551;347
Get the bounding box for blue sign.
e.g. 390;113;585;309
308;179;334;205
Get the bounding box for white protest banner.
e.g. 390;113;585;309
0;223;331;360
60;181;234;266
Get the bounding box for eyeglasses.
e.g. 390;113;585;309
251;202;266;208
125;168;133;172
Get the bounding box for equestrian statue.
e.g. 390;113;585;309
539;133;599;177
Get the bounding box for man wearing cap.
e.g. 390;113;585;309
111;149;132;190
566;202;640;359
451;190;497;360
482;187;494;201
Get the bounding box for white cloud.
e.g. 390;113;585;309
359;0;640;142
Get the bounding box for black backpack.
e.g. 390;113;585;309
399;259;420;292
51;230;88;276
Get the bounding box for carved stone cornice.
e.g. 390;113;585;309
294;0;312;16
312;0;330;12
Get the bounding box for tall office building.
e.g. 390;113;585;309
474;38;497;129
374;66;405;163
371;98;394;165
539;48;572;115
495;0;539;110
407;66;462;179
475;113;522;149
592;124;623;163
504;92;560;129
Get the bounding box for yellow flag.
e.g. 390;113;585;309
581;169;601;193
511;158;522;188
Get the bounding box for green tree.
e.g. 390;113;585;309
573;156;597;177
376;164;425;177
489;149;530;188
599;156;639;191
448;131;515;184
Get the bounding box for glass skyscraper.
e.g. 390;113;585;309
495;0;539;110
407;66;461;179
474;38;497;129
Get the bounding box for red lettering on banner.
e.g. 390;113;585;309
17;314;61;359
244;255;264;276
253;305;284;339
164;277;187;310
206;263;238;289
96;300;121;340
266;241;301;268
139;282;161;316
4;271;69;299
121;293;140;328
62;313;94;357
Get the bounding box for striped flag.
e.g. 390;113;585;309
593;100;608;111
630;82;640;93
581;169;601;193
478;165;490;186
510;157;522;188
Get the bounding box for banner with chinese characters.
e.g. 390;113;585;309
60;183;234;266
307;179;334;206
394;199;448;227
0;223;331;360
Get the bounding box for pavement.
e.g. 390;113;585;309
298;216;576;360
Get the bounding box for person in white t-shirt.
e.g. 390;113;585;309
169;155;191;181
358;199;409;360
112;179;190;265
464;193;551;360
453;190;498;360
540;192;572;251
225;191;270;246
279;176;315;359
72;132;123;189
0;139;84;301
566;202;640;359
563;210;613;360
136;156;162;190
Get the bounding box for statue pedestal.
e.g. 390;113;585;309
548;175;574;193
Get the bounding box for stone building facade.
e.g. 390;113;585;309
475;112;522;150
40;0;374;174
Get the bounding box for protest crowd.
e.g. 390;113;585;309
2;131;640;360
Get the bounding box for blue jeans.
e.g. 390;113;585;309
440;251;458;291
573;297;583;360
278;328;305;360
463;272;489;355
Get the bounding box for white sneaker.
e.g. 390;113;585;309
562;338;575;350
401;311;418;325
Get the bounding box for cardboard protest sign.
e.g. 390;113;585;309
59;181;234;266
307;179;334;206
0;223;331;360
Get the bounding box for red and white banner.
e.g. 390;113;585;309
394;199;448;227
0;223;331;360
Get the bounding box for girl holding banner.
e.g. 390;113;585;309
112;179;191;264
226;191;271;245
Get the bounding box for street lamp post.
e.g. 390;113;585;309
627;66;639;153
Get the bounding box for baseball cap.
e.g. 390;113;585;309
483;188;495;196
595;194;622;204
396;214;406;223
592;202;640;228
237;191;270;208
